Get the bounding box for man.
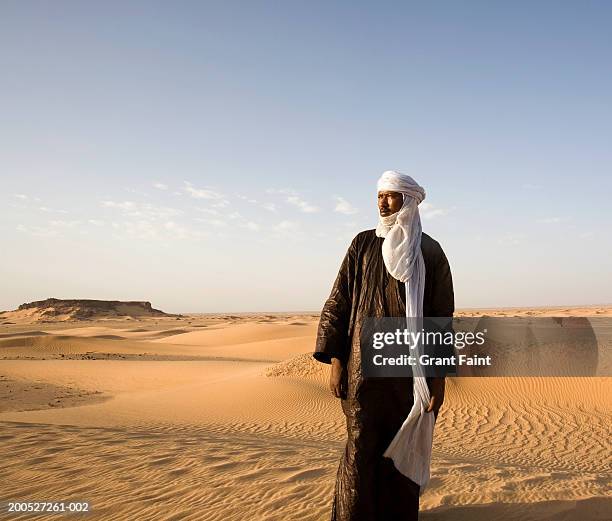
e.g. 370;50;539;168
313;170;454;520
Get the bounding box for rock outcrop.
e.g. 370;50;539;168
1;298;180;323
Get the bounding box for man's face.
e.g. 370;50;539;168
377;191;404;217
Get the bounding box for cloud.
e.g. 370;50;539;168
274;220;300;232
419;202;451;220
108;219;207;241
237;194;258;204
16;224;59;238
286;195;319;213
196;211;258;232
102;200;137;211
238;194;278;212
242;221;260;232
334;196;358;215
111;220;159;240
196;207;221;216
211;199;230;208
100;200;200;240
183;181;225;201
101;200;182;220
196;218;226;228
12;193;42;202
48;220;80;227
153;182;168;190
38;206;69;214
88;219;105;226
266;188;319;213
16;215;82;238
124;187;150;197
164;221;207;239
269;220;306;242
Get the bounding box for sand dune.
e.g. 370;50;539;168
0;309;610;520
151;321;318;346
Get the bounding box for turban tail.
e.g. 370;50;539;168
376;170;435;492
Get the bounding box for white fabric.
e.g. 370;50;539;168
375;170;435;492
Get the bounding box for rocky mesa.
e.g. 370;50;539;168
0;298;180;323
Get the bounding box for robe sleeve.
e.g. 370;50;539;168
429;246;456;376
430;247;454;317
313;236;358;365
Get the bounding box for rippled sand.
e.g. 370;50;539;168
0;310;610;520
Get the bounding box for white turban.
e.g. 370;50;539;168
376;170;425;206
375;170;435;491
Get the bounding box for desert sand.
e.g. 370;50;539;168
0;306;610;520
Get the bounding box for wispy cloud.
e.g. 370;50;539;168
16;224;59;238
237;194;258;204
267;188;319;213
286;195;319;213
195;218;226;228
274;220;300;232
38;206;69;214
196;210;259;233
196;207;221;216
333;196;358;215
99;200;199;240
110;220;158;240
153;182;168;190
48;220;80;227
101;200;182;220
164;221;208;240
211;199;230;208
102;200;137;211
269;220;305;241
12;193;42;202
419;202;451;220
124;187;150;197
108;219;208;241
242;221;260;232
183;181;226;202
237;194;277;212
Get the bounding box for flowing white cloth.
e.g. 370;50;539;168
375;170;435;491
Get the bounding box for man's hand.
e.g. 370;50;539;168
426;377;445;418
330;357;345;399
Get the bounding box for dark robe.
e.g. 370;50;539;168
313;229;455;521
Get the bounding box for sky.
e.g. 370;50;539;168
1;1;611;313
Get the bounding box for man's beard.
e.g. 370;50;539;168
379;210;399;226
376;210;400;238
